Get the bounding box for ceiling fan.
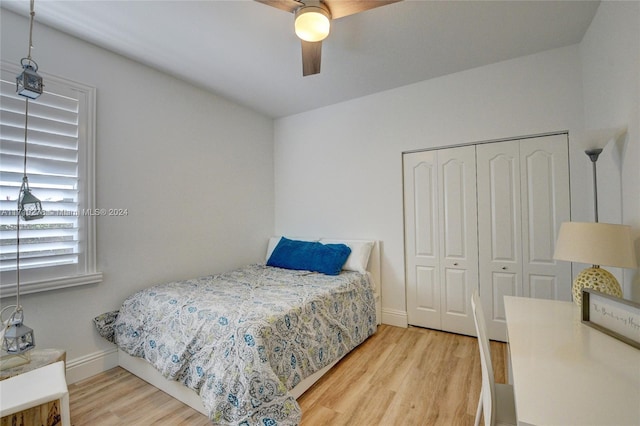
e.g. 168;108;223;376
257;0;401;76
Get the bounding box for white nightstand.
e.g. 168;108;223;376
0;350;69;426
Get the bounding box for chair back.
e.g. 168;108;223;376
471;290;497;426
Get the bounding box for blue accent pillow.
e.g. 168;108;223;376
266;237;352;276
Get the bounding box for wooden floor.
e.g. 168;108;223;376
68;325;507;425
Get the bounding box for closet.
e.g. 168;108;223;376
403;134;571;341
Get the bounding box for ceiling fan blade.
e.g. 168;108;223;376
301;40;322;76
255;0;303;14
324;0;402;19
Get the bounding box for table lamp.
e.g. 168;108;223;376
553;221;637;305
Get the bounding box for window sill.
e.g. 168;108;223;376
0;272;103;299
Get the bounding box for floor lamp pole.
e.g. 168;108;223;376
585;148;602;223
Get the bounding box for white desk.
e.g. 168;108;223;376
504;296;640;426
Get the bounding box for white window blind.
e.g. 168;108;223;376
0;61;101;296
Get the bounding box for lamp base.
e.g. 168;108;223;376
572;266;622;306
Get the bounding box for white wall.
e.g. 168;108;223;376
580;1;640;301
1;9;274;381
3;1;636;383
274;45;588;326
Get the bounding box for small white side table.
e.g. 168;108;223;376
0;352;70;426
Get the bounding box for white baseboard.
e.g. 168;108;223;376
65;347;118;384
381;308;408;328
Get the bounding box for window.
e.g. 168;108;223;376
0;61;101;296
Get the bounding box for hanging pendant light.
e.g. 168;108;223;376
16;58;43;99
1;0;42;368
1;309;35;355
16;0;43;100
19;177;44;221
16;0;44;224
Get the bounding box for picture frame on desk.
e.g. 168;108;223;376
582;289;640;349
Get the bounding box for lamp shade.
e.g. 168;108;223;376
554;222;637;268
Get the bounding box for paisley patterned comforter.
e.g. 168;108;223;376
113;264;377;425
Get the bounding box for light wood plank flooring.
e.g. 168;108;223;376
68;325;507;425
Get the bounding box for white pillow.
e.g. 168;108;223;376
265;236;319;262
320;239;374;274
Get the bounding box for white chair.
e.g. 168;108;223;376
471;291;517;426
0;360;70;426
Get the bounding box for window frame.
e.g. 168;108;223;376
0;60;102;297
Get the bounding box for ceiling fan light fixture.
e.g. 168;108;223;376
295;5;331;42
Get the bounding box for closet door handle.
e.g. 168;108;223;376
453;262;459;266
501;266;507;270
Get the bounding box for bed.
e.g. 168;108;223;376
96;237;381;425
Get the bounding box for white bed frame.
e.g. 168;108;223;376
118;241;381;416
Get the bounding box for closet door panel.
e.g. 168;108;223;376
477;141;522;341
486;150;520;263
520;134;571;301
490;271;518;322
404;151;441;329
529;275;557;300
414;162;437;257
438;146;478;336
524;151;555;261
441;159;466;258
415;266;438;312
443;268;469;314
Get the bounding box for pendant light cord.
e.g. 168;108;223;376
22;102;30;179
18;100;31;310
16;205;21;310
23;0;35;179
27;0;35;61
15;0;37;312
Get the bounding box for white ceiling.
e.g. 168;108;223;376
2;0;600;118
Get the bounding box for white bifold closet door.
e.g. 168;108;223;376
403;145;478;336
476;134;571;341
404;134;570;341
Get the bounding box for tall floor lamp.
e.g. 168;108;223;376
585;148;602;222
554;147;637;305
